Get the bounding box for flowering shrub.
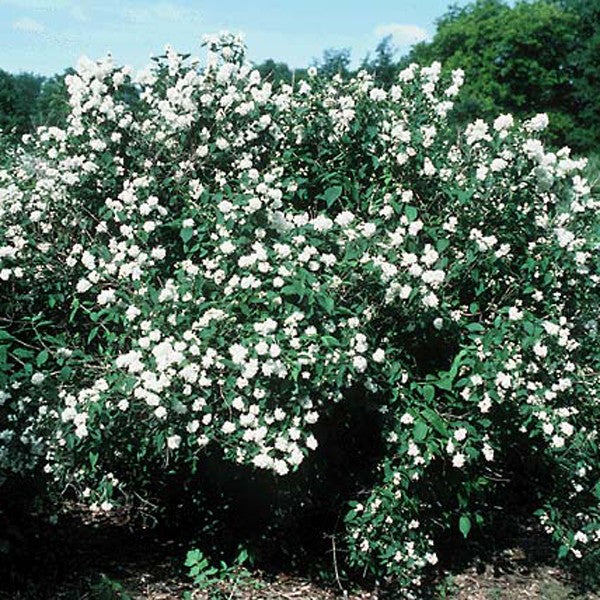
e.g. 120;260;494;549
1;32;599;593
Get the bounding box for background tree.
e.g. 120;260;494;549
558;0;600;151
254;59;295;86
34;71;71;129
315;47;352;78
361;35;399;87
0;70;44;138
404;0;591;151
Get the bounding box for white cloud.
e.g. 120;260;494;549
374;23;429;46
12;17;46;33
125;2;198;24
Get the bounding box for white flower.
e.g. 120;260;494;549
273;459;289;475
304;411;319;424
482;443;494;461
452;452;466;468
167;434;181;449
407;220;422;236
543;321;560;336
152;341;184;371
478;396;492;413
222;421;236;434
97;288;116;305
526;113;549;132
352;355;368;373
31;372;45;385
229;343;248;365
465;119;490;145
454;427;467;441
543;422;554;436
495;372;512;389
312;215;333;231
218;200;234;213
493;114;514;131
559;422;574;437
253;453;273;469
125;305;141;321
76;278;92;293
422;157;436;176
508;306;523;321
533;342;548;358
372;348;385;363
334;211;355;227
422;292;439;308
306;435;318;450
399;285;412;299
362;222;377;237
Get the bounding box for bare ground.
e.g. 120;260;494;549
2;506;599;599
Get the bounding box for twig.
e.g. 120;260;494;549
330;534;347;596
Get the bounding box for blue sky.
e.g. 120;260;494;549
1;0;472;76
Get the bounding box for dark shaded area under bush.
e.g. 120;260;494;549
2;387;597;598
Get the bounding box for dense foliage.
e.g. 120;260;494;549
1;33;599;594
0;69;71;141
0;70;44;138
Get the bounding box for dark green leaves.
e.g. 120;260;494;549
422;384;435;403
459;515;471;538
405;205;418;221
413;421;429;442
36;349;49;366
323;185;342;208
180;227;194;243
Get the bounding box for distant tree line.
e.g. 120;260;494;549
0;0;598;153
0;70;71;139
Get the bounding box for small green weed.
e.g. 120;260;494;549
183;546;259;599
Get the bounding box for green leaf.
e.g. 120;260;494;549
435;377;453;391
317;294;334;313
324;185;342;208
180;227;194;243
321;335;340;347
69;299;80;323
459;515;471;538
0;345;8;370
185;549;201;566
436;238;450;252
36;349;49;366
422;408;448;436
422;384;435;403
405;205;418;221
413;421;429;441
